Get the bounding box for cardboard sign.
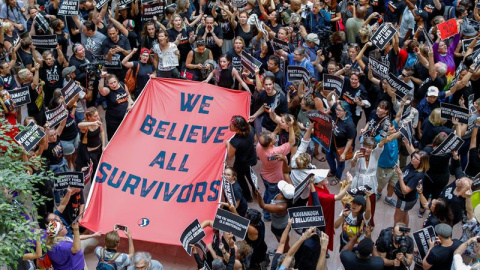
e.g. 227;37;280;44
413;226;436;259
293;173;314;204
14;122;45;153
306;110;333;151
272;38;290;53
440;102;469;124
45;104;68;127
370;24;397;50
241;51;262;74
95;0;109;9
7;86;30;107
54;172;85;189
401;102;412;120
431;132;464;156
369;57;389;79
222;177;236;207
58;0;79;16
399;121;413;145
323;74;343;96
287;206;325;229
438;19;458;40
212;208;250;240
162;47;179;68
180;219;206;255
118;0;134;5
250;166;260;190
61;80;82;105
287;66;310;88
34;13;49;33
386;73;412;99
32;35;58;49
142;2;165;22
232;0;247;8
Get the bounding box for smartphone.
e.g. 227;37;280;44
267;156;278;161
360;147;366;154
115;224;128;231
345;203;351;211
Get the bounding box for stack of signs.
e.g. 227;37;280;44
54;172;85;189
34;13;49;33
222;177;236;207
232;0;247;8
437;19;459;40
431;133;464;156
7;86;30;107
322;74;343;96
293;173;315;204
14;122;45;152
272;38;290;53
306;110;333;151
58;0;79;16
399;121;414;144
413;226;436;261
440;103;469;124
462;38;480;53
370;24;397;50
369;57;389;80
241;51;262;75
287;206;325;229
142;2;165;22
386;73;412;99
287;66;310;89
212;208;250;239
180;219;206;255
45;104;68;127
95;0;109;9
32;35;58;49
61;80;82;105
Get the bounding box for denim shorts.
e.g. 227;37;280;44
60;133;80;155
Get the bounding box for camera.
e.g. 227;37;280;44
80;60;105;79
395;227;411;254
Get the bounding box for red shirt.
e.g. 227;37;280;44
308;185;335;251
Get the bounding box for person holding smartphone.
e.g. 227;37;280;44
94;226;134;270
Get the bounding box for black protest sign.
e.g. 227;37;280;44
287;206;325;229
241;51;262;74
307;110;333;151
95;0;109;9
34;13;49;33
401;102;411;120
386;73;412;99
61;80;82;105
472;173;480;193
431;132;464;156
14;122;45;153
294;173;314;204
370;24;397;50
95;54;122;70
232;0;247;8
180;219;206;255
369;57;389;79
195;240;207;255
32;35;58;49
58;0;79;16
272;38;290;53
212;208;250;240
440;102;469;124
142;2;165;22
222;177;236;207
45;104;68;127
399;121;413;145
287;66;310;88
413;226;436;259
204;262;212;270
118;0;134;6
423;27;434;48
8;86;30;107
250;166;260;190
462;38;480;52
54;172;84;189
323;74;343;96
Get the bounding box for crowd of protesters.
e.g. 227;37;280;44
4;0;480;268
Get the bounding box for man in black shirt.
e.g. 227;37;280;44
197;16;223;60
423;223;462;270
375;222;414;270
101;24;132;80
341;236;384;270
267;55;285;93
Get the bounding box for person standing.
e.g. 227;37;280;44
423;223;462;270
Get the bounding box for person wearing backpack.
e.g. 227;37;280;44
94;228;134;270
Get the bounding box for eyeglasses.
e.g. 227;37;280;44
412;155;420;161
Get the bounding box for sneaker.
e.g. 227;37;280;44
384;197;397;207
268;249;276;255
376;193;382;201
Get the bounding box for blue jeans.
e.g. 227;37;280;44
325;149;345;179
262;177;279;219
50;158;69;204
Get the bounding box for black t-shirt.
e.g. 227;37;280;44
449;85;472;107
230;129;257;167
40;61;63;105
366;111;391;138
375;228;414;270
235;24;252;49
394;163;424;202
0;74;17;90
104;83;128;120
381;49;398;76
385;0;406;24
69;56;88;87
197;26;223;60
258;90;288;132
232;181;248;217
423;145;451;176
217;16;234;40
331;103;357;148
59;108;78;141
466;148;480;177
340;250;384;270
25;82;44;113
43;138;64;166
272;70;285;93
132;61;155;95
425;239;462;270
226;49;242;73
101;35;132;79
341;77;367;116
61;191;84;225
439;181;466;225
167;27;193;61
18;49;34;69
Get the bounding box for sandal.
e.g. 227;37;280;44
314;154;326;162
330;177;340;186
327;171;335;178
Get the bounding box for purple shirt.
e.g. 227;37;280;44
47;240;85;270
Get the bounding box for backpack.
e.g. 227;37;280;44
443;6;455;21
124;63;140;94
376;227;394;253
96;248;121;270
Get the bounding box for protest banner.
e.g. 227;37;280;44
369;57;389;79
34;13;49;33
222;177;236;207
212;208;250;239
371;24;397;50
272;38;290;53
287;206;325;229
180;219;206;255
306;110;333;151
58;0;79;16
399;121;413;145
440;102;469;124
401;102;412;120
81;79;250;245
8;86;30;107
413;226;436;259
95;0;109;9
323;74;343;96
241;51;262;74
437;19;459;40
293;173;315;204
385;72;412;99
61;80;82;105
54;172;85;189
32;35;58;49
45;104;68;127
162;47;179;68
232;0;247;8
431;132;464;156
14;122;45;153
142;2;165;22
287;66;310;88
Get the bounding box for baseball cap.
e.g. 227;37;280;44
62;66;76;78
435;223;453;238
352;195;366;207
140;48;151;55
414;9;428;22
427;86;439;97
278;180;295;199
462;25;478;37
306;33;320;46
357;238;374;256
